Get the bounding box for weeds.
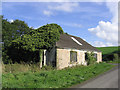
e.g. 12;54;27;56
2;62;114;88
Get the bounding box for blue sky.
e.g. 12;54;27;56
2;2;118;47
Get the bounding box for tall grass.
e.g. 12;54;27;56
2;62;114;88
2;63;41;73
2;62;56;74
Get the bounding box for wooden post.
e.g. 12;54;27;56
44;50;46;66
39;50;43;68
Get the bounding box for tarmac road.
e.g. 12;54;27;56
71;65;119;88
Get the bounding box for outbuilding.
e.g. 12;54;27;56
41;34;102;69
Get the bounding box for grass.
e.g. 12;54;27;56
2;46;118;88
2;62;56;74
2;62;115;88
97;46;120;63
96;46;118;55
2;63;43;73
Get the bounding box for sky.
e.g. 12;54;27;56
1;0;118;47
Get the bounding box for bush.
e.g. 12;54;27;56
105;53;119;63
97;46;120;63
86;52;97;65
113;53;119;61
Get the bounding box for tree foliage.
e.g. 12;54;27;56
2;17;64;64
2;17;33;63
2;18;32;48
11;23;64;51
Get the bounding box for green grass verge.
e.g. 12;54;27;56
2;62;115;88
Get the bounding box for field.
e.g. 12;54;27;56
97;46;119;63
2;63;114;88
96;46;119;55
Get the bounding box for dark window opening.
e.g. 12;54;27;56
70;51;77;62
42;51;44;66
85;52;88;61
42;53;44;65
85;52;97;61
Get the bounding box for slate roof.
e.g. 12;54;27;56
56;34;101;52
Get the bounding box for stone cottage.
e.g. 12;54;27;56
41;34;102;69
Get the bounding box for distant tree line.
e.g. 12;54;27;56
2;16;64;64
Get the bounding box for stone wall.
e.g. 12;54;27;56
43;48;102;69
56;49;87;69
97;52;102;62
56;48;102;69
56;49;70;69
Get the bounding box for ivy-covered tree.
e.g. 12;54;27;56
12;23;63;51
9;23;64;64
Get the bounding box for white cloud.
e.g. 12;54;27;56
43;2;100;16
88;2;118;46
62;22;82;28
93;41;106;47
33;26;41;29
9;19;14;23
72;23;82;28
48;2;79;12
92;41;114;47
88;21;118;43
43;10;53;16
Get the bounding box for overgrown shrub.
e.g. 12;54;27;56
103;53;119;63
85;52;97;65
6;45;40;64
112;53;120;63
113;53;119;61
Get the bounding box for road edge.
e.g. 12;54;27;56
70;64;118;88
